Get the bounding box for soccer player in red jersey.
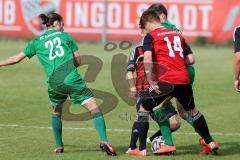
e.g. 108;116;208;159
146;3;201;144
126;35;181;156
136;10;219;155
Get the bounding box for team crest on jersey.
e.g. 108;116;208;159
21;0;60;35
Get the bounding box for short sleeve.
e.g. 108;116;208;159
183;39;193;56
142;34;154;53
64;33;79;53
234;27;240;53
127;46;139;72
22;40;36;59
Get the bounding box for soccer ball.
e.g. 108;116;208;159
151;136;165;152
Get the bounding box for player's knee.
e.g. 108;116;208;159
178;111;187;119
169;115;181;131
139;105;149;113
136;111;150;122
176;100;186;118
52;106;62;115
83;98;100;114
187;108;199;117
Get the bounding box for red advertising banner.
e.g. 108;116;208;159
0;0;239;43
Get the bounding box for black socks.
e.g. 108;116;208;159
129;122;139;150
192;112;213;144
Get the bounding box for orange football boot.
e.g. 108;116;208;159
200;141;219;155
153;144;176;155
126;148;146;156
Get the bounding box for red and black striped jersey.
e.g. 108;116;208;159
127;43;148;92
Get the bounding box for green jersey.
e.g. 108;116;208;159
161;21;181;33
23;29;81;85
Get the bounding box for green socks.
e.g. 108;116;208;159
184;114;194;126
154;107;174;146
93;112;108;142
51;112;108;147
51;114;63;147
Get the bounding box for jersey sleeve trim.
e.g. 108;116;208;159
22;39;36;59
183;39;193;56
127;45;140;72
142;34;154;53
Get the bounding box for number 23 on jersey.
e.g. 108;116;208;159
45;37;64;60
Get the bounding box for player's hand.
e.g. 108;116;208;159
149;81;161;94
129;87;137;99
234;80;240;92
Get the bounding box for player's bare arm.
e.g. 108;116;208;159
234;52;240;91
126;71;137;98
143;50;153;83
143;51;159;93
142;31;160;93
0;52;26;67
73;50;81;67
233;27;240;92
185;53;195;65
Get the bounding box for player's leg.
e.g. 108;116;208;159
148;115;181;142
127;97;141;151
82;98;107;141
52;105;64;153
48;88;68;153
137;107;150;152
148;101;181;143
175;64;199;134
174;84;218;154
188;107;218;155
126;122;140;154
70;79;108;142
151;97;175;146
169;114;181;131
127;105;149;156
69;80;116;156
177;100;204;138
141;96;176;154
81;98;116;156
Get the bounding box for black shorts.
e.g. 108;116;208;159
136;96;177;118
141;84;195;111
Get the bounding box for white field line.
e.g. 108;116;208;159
0;124;240;137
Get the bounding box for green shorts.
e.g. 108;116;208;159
48;79;94;106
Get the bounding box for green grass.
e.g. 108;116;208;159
0;39;240;160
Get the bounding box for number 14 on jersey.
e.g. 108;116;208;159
164;36;184;58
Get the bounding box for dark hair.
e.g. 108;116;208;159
39;13;63;27
148;3;168;16
139;10;160;29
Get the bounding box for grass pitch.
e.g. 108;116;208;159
0;39;240;160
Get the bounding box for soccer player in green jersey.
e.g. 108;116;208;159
0;13;116;156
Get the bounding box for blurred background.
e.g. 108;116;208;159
0;0;240;45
